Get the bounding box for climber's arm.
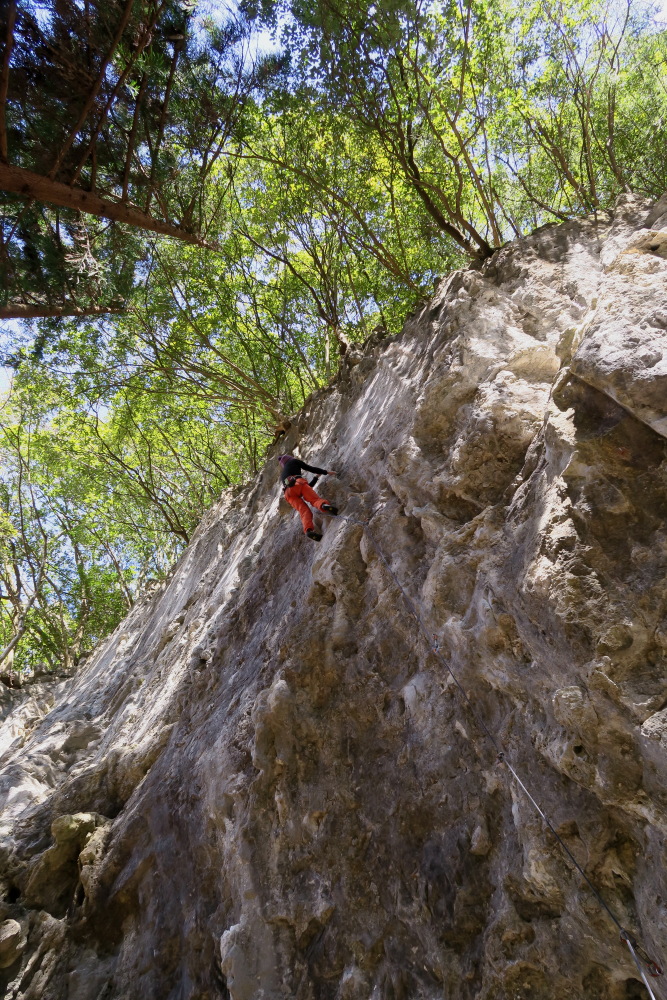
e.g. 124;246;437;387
299;461;335;476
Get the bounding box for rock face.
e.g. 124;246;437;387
1;194;667;1000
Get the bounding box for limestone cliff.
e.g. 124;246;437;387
1;194;667;1000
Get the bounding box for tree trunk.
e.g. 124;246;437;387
0;163;210;246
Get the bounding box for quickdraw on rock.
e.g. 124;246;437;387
621;931;663;999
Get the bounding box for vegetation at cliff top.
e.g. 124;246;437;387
0;0;665;674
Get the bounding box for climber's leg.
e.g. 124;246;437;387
284;480;315;533
299;481;338;515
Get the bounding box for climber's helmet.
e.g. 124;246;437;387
278;454;293;467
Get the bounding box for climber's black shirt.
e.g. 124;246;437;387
280;458;328;485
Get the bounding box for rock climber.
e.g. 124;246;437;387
279;454;338;541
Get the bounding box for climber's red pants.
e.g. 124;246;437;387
284;478;329;533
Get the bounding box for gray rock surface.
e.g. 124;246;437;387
0;918;26;969
1;194;666;999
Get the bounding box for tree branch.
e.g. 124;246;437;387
0;162;213;245
70;4;164;187
122;71;149;201
48;0;137;179
0;0;17;163
145;42;181;212
0;302;125;319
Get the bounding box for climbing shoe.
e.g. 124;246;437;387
321;503;338;515
306;529;323;541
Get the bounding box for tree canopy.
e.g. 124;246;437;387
0;0;285;316
0;0;665;676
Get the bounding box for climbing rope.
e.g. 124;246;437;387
321;508;665;989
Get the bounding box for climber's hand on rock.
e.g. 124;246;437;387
327;470;338;476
